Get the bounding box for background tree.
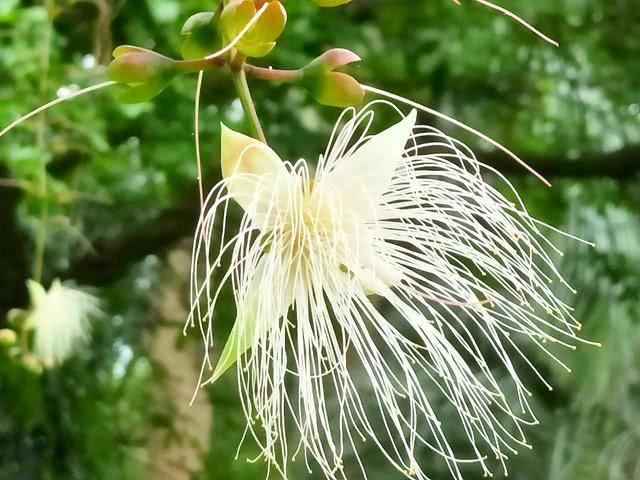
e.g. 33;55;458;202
0;1;638;479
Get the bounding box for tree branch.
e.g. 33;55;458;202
58;143;640;286
64;191;200;285
481;144;640;179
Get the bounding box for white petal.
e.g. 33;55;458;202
339;231;403;295
315;109;416;224
312;112;416;294
221;123;292;229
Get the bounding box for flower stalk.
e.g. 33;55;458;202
243;64;301;81
231;61;266;142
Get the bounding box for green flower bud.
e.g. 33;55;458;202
107;46;178;103
300;48;364;107
0;329;17;347
181;11;220;60
313;72;364;107
7;307;26;326
220;0;287;58
312;0;352;6
109;46;176;84
22;354;43;374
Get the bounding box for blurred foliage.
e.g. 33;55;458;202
0;0;639;479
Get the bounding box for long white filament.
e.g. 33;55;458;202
451;0;559;46
188;102;590;480
0;81;117;139
471;0;559;47
362;84;552;187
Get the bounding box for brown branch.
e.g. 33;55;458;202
481;144;640;179
63;190;200;285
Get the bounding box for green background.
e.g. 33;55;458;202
0;0;638;479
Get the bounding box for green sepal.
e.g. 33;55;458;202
313;72;364;107
181;11;220;60
210;310;258;383
112;45;153;58
312;0;352;6
220;0;286;59
112;81;171;104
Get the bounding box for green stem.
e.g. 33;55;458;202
243;64;301;81
33;0;54;283
177;55;226;73
232;66;266;143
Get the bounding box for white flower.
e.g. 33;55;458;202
187;103;593;479
27;279;100;367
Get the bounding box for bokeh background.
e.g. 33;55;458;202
1;1;639;479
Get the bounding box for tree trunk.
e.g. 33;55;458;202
146;247;211;480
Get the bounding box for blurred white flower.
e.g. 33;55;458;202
187;102;595;480
27;279;101;367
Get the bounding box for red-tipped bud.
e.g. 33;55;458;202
107;46;178;103
313;72;364;107
108;47;176;84
0;329;17;347
299;48;364;107
308;48;361;71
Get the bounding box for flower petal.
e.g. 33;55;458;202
221;123;291;229
316;110;416;224
338;231;403;295
26;279;47;306
312;112;415;293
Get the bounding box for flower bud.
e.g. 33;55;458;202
0;329;17;347
7;307;26;326
181;11;219;60
220;0;287;58
307;48;361;71
300;48;364;107
108;46;176;83
22;354;43;375
312;72;365;107
312;0;352;6
107;46;178;103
